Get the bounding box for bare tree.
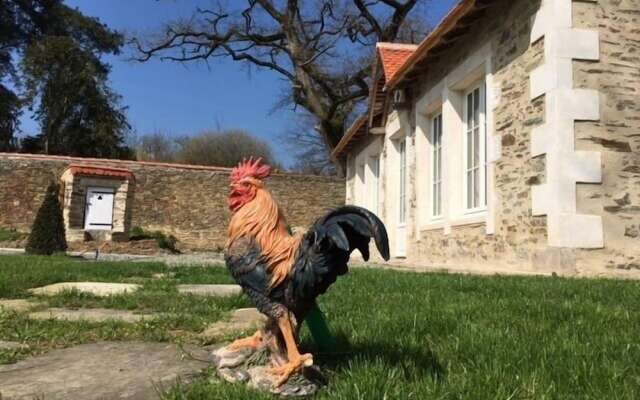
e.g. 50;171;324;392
132;1;428;169
285;112;337;175
176;129;280;168
136;130;177;162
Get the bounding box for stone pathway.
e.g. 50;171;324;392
0;340;26;350
27;282;241;298
201;308;267;341
86;251;225;266
0;299;39;312
0;280;263;398
0;342;214;400
28;282;141;297
28;308;154;323
177;284;242;297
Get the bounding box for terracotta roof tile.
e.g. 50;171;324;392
376;43;418;83
386;0;495;89
335;1;499;157
68;164;134;180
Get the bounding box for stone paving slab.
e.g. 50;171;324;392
0;342;214;400
0;247;25;255
201;308;267;341
0;299;38;313
177;284;242;297
28;282;141;297
0;340;26;350
28;308;154;323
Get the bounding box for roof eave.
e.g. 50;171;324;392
384;0;479;90
331;115;368;159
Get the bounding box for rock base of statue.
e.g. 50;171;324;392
211;345;325;397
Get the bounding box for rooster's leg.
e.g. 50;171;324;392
266;313;313;387
227;330;263;351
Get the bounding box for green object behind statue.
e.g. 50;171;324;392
305;304;336;352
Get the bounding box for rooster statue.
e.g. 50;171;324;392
224;158;390;386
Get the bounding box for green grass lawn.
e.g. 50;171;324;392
0;227;27;242
1;255;640;399
0;255;246;364
0;254;235;299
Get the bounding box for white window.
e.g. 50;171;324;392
399;139;407;225
463;83;486;211
431;113;443;218
368;155;380;215
357;163;366;206
414;46;492;231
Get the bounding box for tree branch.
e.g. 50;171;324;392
382;0;418;40
133;0;426;155
352;0;383;38
251;0;284;22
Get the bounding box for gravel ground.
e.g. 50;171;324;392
92;251;225;266
0;248;225;266
7;247;628;279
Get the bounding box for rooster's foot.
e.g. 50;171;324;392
266;353;313;387
227;330;263;352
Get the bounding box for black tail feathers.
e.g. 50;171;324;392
317;205;390;261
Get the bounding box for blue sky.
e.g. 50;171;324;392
19;0;458;166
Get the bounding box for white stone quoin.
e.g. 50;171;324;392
529;0;603;248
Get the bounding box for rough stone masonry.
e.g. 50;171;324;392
0;153;345;251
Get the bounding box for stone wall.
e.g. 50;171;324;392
409;0;550;271
0;153;345;250
572;0;640;272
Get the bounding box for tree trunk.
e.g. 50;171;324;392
318;119;346;176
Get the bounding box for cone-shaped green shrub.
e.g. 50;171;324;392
25;183;67;255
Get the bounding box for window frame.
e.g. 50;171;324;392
462;81;487;214
428;112;444;221
357;162;366;207
398;138;407;226
371;155;381;215
365;154;381;216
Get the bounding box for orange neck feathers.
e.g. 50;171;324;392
227;187;301;287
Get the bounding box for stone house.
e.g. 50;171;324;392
333;0;640;276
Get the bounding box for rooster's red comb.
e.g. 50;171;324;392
230;157;271;183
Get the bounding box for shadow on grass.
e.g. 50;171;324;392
305;332;445;381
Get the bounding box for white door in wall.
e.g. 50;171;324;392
84;187;115;230
396;139;407;258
